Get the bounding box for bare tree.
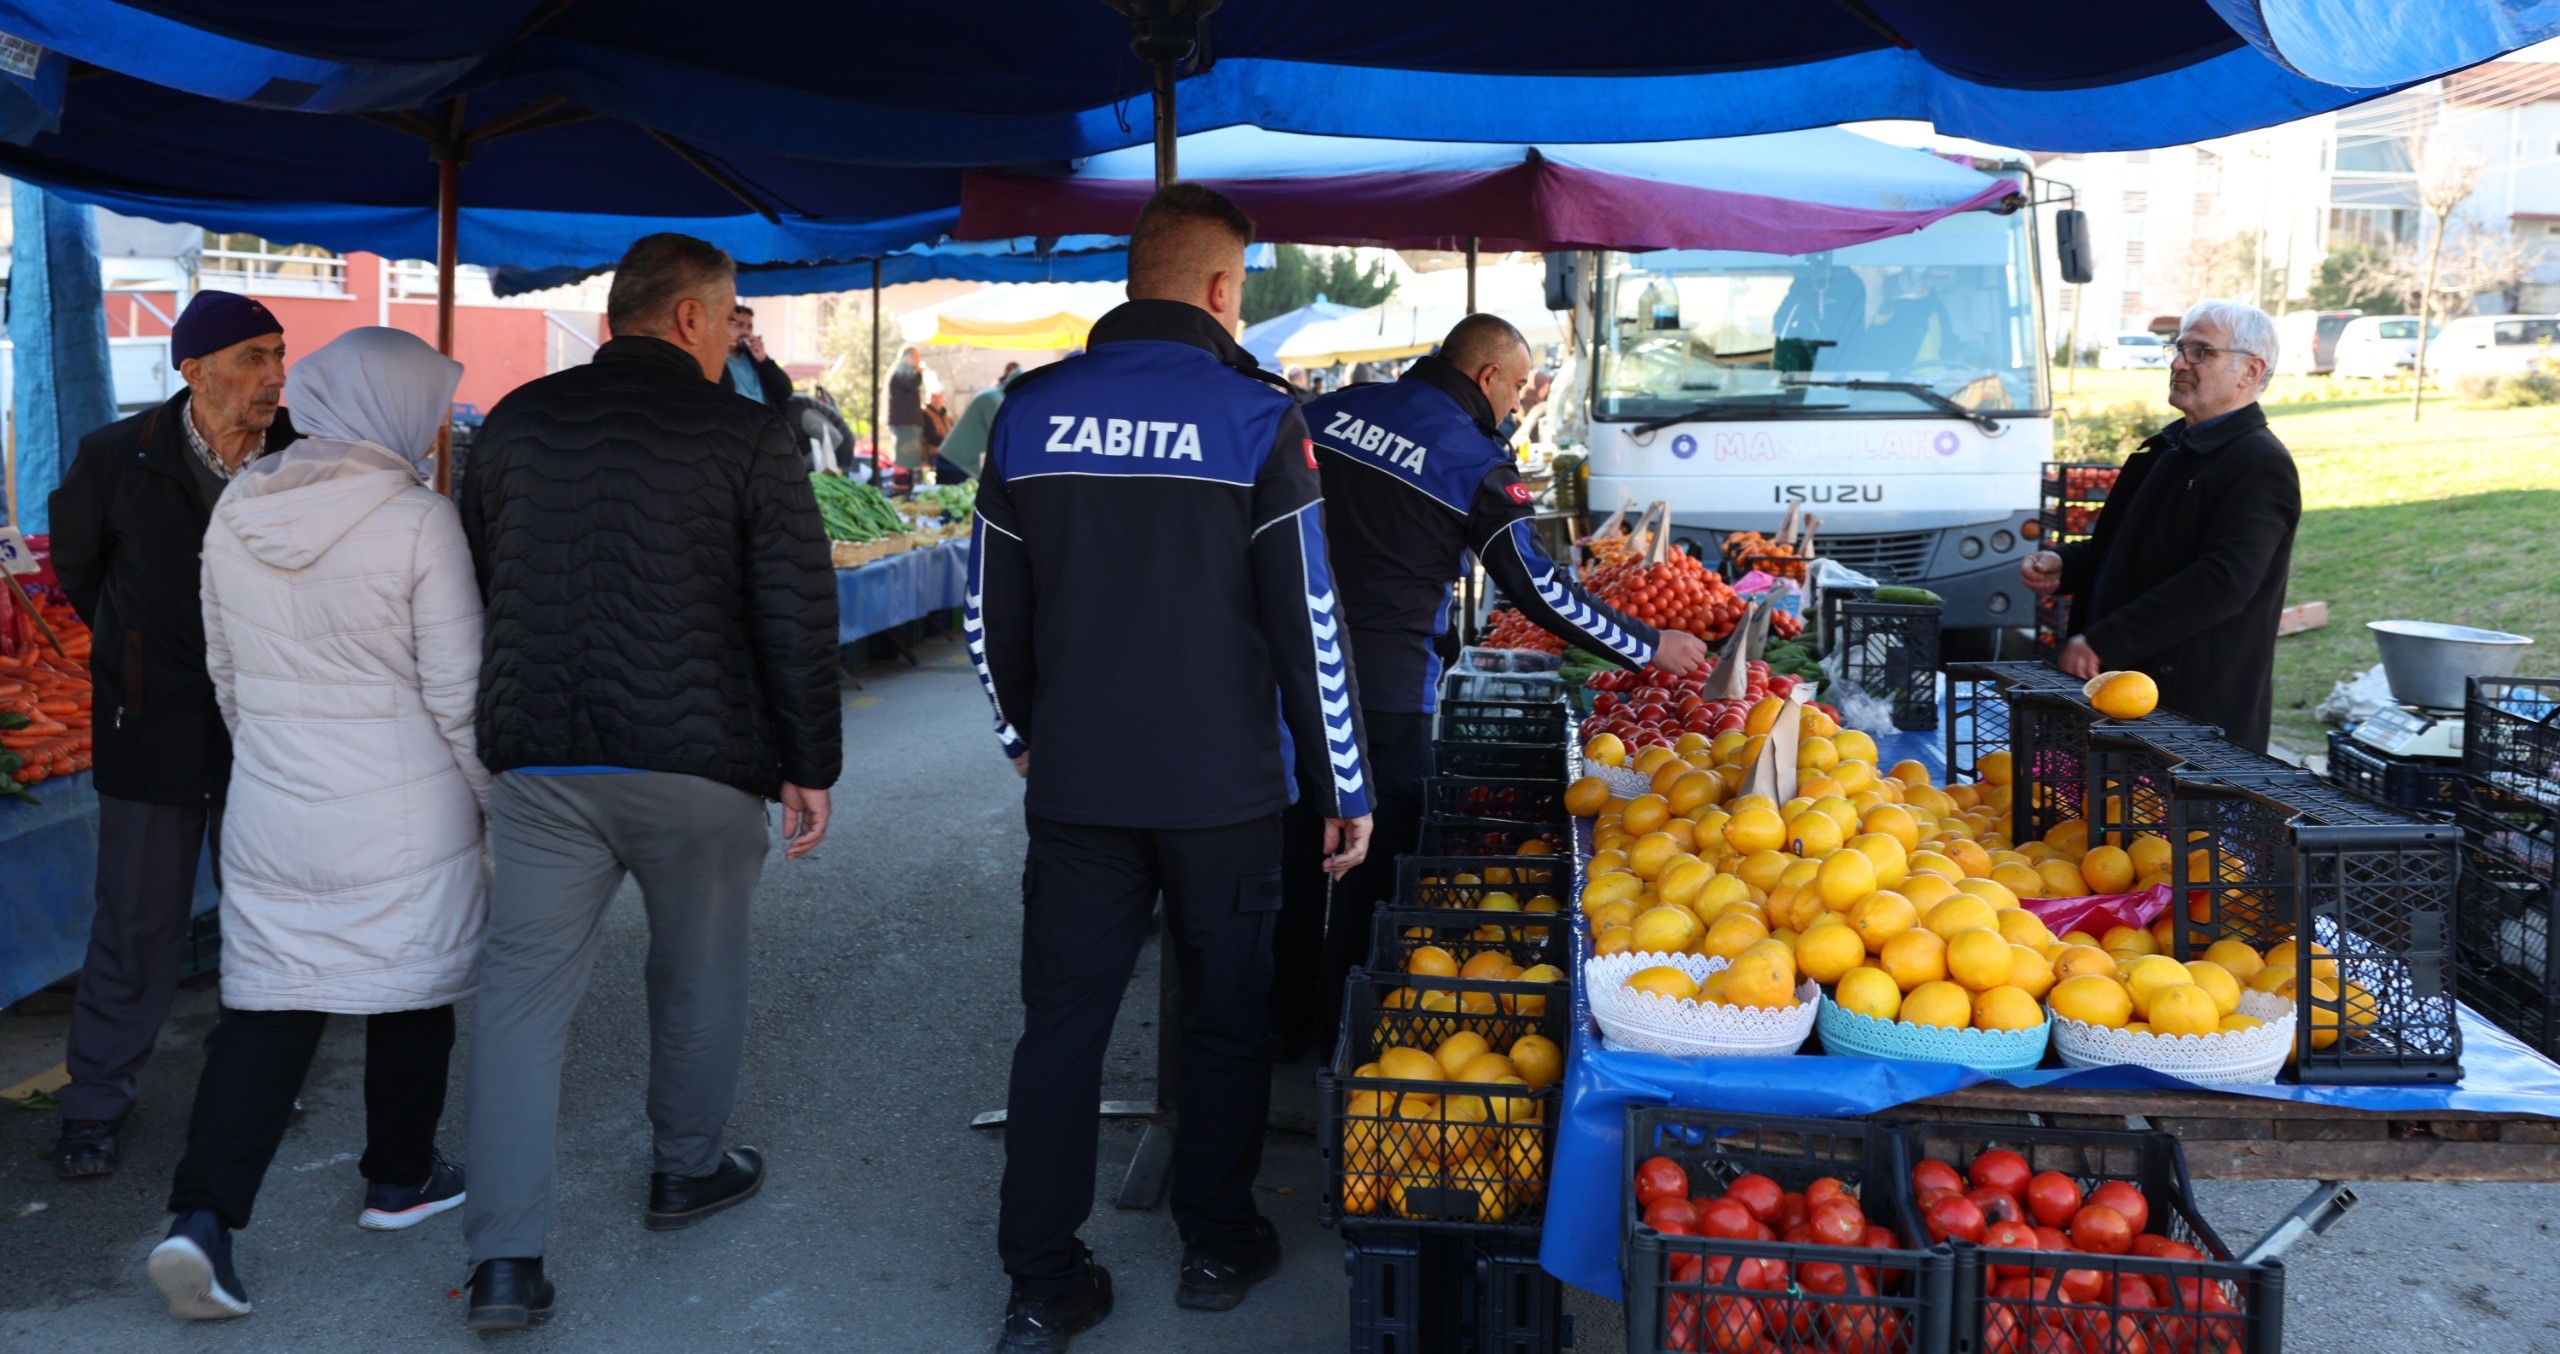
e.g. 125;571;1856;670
2409;146;2483;420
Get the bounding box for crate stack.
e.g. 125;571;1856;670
2449;677;2560;1056
1318;684;1578;1353
2083;718;2293;849
2032;461;2118;660
1941;659;2077;783
2324;728;2467;815
1827;598;1942;734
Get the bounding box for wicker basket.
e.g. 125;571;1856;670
829;534;917;568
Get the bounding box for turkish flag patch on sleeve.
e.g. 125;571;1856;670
1505;481;1534;505
1304;438;1319;469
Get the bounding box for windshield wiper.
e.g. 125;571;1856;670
1786;378;2002;434
1630;400;1850;435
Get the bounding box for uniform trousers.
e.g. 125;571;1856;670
1272;711;1432;1060
60;793;221;1122
999;810;1282;1298
166;1004;454;1229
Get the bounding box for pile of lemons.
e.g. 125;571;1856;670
1339;1024;1564;1221
2049;930;2376;1051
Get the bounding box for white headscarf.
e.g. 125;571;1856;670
282;326;465;476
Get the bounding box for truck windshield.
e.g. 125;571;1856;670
1596;203;2047;421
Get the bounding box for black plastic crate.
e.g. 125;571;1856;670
1437;698;1569;751
2463;676;2560;809
2040;460;2121;509
2031;594;2069;661
1829;600;1941;733
1420;814;1570;859
1369;906;1572;979
1344;1226;1568;1354
1426;775;1569;831
2009;688;2096;845
2083;719;2291;849
2449;777;2560;1057
1815;583;1878;652
1943;661;2015;785
1397;855;1570;911
1437;739;1568;782
2171;774;2464;1084
1888;1121;2283;1354
1320;971;1568;1237
1622;1108;1952;1354
2326;730;2466;815
1475;1232;1568;1354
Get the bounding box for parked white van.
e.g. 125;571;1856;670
2428;315;2560;386
2332;315;2423;379
2095;331;2169;369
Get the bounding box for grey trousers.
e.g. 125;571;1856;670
60;794;219;1122
461;771;770;1263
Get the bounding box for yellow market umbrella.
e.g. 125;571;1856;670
901;280;1126;351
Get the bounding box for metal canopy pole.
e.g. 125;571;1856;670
1466;235;1479;313
429;101;467;498
870;259;882;487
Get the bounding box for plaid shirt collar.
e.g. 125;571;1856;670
180;392;263;482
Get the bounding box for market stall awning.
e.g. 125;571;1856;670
1240;299;1362;369
1276;300;1564;369
897;280;1129;352
7;0;2557;156
960;125;2017;254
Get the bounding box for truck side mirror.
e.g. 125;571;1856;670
2054;209;2094;285
1544;252;1579;311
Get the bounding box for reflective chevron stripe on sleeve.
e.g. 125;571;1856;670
1294;505;1370;817
965;516;1026;758
1503;520;1654;666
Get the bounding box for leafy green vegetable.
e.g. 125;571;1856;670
809;473;907;542
911;483;978;525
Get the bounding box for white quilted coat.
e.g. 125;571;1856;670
201;437;490;1013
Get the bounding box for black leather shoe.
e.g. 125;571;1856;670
645;1146;764;1231
997;1262;1113;1352
1176;1218;1282;1312
53;1117;122;1179
465;1257;554;1332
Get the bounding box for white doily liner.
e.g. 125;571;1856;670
1814;996;2050;1072
2049;988;2297;1085
1579;757;1655;800
1585;951;1818;1057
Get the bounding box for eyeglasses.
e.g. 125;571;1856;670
2168;340;2258;364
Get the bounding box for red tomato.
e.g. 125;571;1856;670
1911;1158;1965;1198
1796;1261;1849;1297
1775;1191;1808;1234
1805;1177;1850;1210
1748;1220;1775;1243
1668;1252;1701;1284
1969;1149;2033;1198
1980;1218;2040;1282
1923;1193;1987;1245
1860;1224;1901;1251
2057;1268;2105;1304
2032;1225;2072;1254
1808;1198;1868;1247
1984;1302;2030;1354
1696;1198;1757;1241
1643;1197;1700;1234
1635;1157;1690;1207
2090;1181;2151;1236
2128;1232;2173;1258
1825;1306;1905;1354
1967;1186;2026;1229
1698;1295;1764;1353
2070;1204;2132;1256
1917;1187;1961;1213
2152;1240;2204;1263
2024;1171;2084;1228
1780;1223;1813;1245
1726;1173;1785;1224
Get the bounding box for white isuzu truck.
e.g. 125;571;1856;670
1563;158;2084;653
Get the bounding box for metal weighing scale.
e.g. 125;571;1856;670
2351;702;2466;760
2351;619;2536;764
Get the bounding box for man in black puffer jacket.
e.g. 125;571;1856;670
455;233;841;1332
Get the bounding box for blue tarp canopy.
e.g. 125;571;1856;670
4;0;2558;162
1239;299;1361;368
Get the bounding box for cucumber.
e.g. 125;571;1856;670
1872;585;1943;606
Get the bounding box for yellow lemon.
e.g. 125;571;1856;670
2035;860;2087;898
1955;877;2020;911
1694;872;1753;914
1778;857;1823;890
1797;735;1840;771
2265;939;2338;985
1991;863;2049;899
1907;849;1964;881
1584;733;1629;767
1900;981;1972;1030
1833;759;1880;795
1946;927;2015;992
1786;811;1846;859
1973;985;2045;1032
1667;771;1722;817
2122;955;2192;1019
2102;924;2159;960
1924;895;1998;940
1434;1031;1492;1077
1977;750;2015;786
1586;901;1637;933
2044;818;2091;855
1735;849;1794;894
1848;832;1910;889
1743;696;1788;736
1709;731;1750;763
1724;806;1787;856
1376;1046;1442;1082
2147;982;2220;1037
1633;746;1681;777
2050;973;2135;1028
1880;927;1949;991
2079;845;2136;894
1900;873;1958;911
2006;943;2057;999
1509;1035;1564;1090
1862;804;1921;853
1581;873;1643;911
1996;908;2056;949
1697;970;1730;1004
1848;891;1919;953
2247;961;2297;997
1593;926;1635;957
1656;858;1714;911
1634;832;1691;882
1657;819;1698;854
1835;966;1903;1020
2084;670;2161;720
1624;965;1700;1003
1816;850;1879;910
1632;904;1702;955
1889;758;1934;788
1833;729;1879;764
1622;793;1671;836
1945;840;1996;879
1459;951;1516;981
1407;946;1460;978
2220;1014;2266;1033
1811;795;1863;836
2128;834;2173;879
1564;776;1611;818
2203;939;2265;983
2183;959;2243;1017
1704;913;1770;962
1794;922;1868;985
1725;948;1800;1008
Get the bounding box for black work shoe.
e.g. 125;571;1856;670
645;1146;764;1231
53;1117;122;1179
465;1257;554;1332
148;1209;251;1320
360;1152;466;1231
997;1262;1114;1352
1176;1218;1282;1312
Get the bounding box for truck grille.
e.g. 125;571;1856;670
1815;531;1935;583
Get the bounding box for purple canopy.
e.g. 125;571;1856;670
961;126;2020;254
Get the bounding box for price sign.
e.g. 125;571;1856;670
0;526;37;577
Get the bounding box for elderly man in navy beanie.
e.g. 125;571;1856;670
45;290;295;1179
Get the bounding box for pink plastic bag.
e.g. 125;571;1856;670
2022;883;2172;941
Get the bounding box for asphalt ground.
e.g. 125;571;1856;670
4;630;2559;1351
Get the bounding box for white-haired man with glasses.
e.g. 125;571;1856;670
2021;298;2301;752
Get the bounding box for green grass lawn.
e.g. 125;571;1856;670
2051;367;2560;755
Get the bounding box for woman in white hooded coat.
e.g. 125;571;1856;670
149;327;486;1322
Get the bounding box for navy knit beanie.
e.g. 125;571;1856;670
171;290;284;366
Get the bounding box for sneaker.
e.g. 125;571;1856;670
1176;1217;1282;1312
53;1117;122;1179
147;1209;251;1320
645;1146;764;1231
997;1261;1113;1352
465;1257;554;1332
359;1153;466;1231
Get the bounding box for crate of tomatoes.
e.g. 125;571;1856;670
1581;659;1830;759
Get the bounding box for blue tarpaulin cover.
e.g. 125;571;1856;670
7;183;116;532
836;538;965;647
0;772;219;1009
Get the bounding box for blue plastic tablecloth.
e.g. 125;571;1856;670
1;771;219;1009
836;539;966;646
1535;722;2560;1301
